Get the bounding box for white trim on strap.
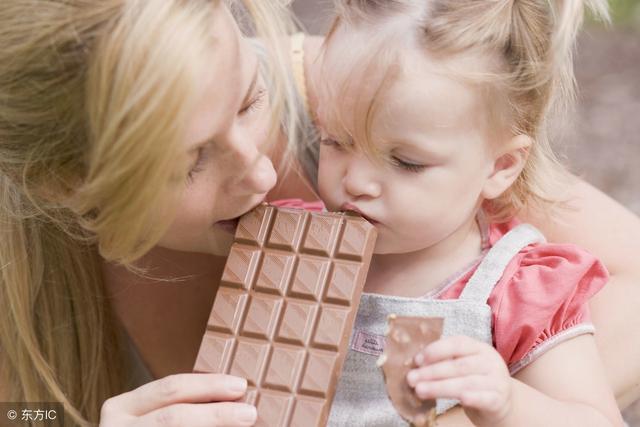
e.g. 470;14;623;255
508;323;595;375
459;224;545;303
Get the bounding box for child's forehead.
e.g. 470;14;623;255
378;65;484;133
322;17;503;87
319;30;489;141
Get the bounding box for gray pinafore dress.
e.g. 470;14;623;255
327;223;545;426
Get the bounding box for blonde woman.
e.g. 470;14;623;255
0;0;316;425
0;0;638;426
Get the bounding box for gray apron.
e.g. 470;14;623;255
327;224;545;426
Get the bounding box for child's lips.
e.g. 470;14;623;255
340;203;379;225
361;215;379;225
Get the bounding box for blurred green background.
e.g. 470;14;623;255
606;0;640;27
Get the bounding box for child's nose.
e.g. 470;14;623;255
342;154;382;199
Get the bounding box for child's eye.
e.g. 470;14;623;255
391;156;427;173
239;88;266;115
320;137;344;150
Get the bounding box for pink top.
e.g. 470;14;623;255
433;218;608;369
269;199;608;372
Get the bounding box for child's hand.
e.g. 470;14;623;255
406;335;513;427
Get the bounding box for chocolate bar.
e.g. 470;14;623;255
194;204;377;426
378;315;443;427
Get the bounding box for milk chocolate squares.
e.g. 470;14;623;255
379;315;444;427
194;204;377;426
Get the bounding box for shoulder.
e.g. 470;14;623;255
486;220;608;289
487;222;609;371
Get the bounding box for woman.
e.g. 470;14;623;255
0;1;308;425
0;1;638;426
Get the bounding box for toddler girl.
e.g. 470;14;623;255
311;0;624;426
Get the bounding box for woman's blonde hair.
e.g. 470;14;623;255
0;0;300;425
323;0;609;221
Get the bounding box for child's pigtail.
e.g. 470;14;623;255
547;0;610;113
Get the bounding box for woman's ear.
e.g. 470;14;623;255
482;134;532;200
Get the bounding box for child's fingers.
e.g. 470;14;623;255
413;375;490;400
407;355;487;386
414;335;485;365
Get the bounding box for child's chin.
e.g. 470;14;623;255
373;238;403;255
373;235;427;255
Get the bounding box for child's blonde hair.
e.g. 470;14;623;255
0;0;299;425
323;0;609;221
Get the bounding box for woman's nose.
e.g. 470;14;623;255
224;132;277;195
235;154;277;195
342;154;382;199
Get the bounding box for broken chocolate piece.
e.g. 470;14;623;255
379;315;444;427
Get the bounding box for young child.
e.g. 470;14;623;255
310;0;624;426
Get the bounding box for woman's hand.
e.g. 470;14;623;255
99;373;257;427
407;335;513;427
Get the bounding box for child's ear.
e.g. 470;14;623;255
481;134;532;200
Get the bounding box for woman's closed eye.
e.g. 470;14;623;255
186;88;267;184
239;87;266;115
187;146;208;183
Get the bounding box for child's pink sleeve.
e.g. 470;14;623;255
488;243;609;374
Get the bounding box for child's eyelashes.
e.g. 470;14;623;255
239;88;266;115
321;137;428;173
390;156;428;173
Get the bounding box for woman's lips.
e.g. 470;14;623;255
214;200;268;234
215;201;380;235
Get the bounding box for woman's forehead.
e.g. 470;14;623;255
184;4;249;152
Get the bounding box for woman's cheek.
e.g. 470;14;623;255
207;228;235;256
